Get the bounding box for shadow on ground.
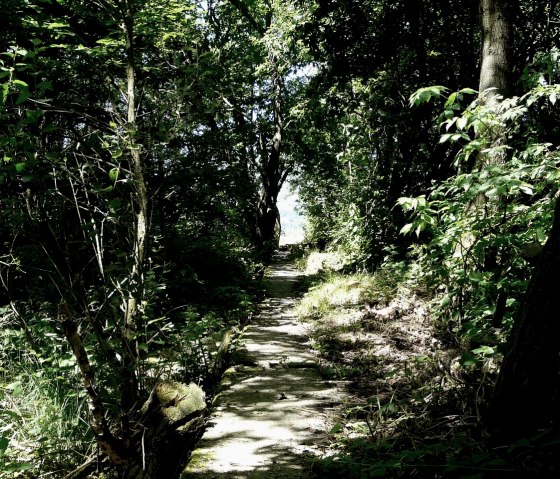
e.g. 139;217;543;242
181;253;345;479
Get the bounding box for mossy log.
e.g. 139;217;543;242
124;381;206;479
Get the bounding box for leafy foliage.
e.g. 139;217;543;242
0;0;268;474
400;83;560;355
2;0;560;475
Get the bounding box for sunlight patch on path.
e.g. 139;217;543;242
181;252;344;479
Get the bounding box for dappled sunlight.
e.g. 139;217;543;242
182;253;345;479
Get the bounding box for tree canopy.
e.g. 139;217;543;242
2;0;560;477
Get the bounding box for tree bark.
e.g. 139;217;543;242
124;381;206;479
485;198;560;441
256;50;285;263
478;0;514;106
120;0;146;439
58;301;129;464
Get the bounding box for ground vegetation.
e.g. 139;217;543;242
2;0;560;477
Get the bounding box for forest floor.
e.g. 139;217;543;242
180;248;560;479
181;251;346;479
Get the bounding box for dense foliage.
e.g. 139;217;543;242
0;0;299;474
2;0;560;477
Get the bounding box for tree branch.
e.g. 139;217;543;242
58;301;129;464
227;0;265;35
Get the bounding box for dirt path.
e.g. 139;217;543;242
181;252;344;479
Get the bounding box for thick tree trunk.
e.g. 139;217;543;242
255;49;287;263
485;198;560;441
226;0;289;263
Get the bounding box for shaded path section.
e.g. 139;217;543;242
181;252;343;479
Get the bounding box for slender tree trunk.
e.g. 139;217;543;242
120;0;146;438
59;301;129;464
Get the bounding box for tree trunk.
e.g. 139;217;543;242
58;301;129;464
226;0;289;264
485;198;560;441
478;0;514;106
255;47;287;263
120;0;146;437
123;381;206;479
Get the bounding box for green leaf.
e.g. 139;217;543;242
444;92;458;108
400;223;413;235
410;85;448;107
459;352;477;367
109;167;120;180
15;89;31;105
440;294;451;308
330;423;343;433
456;116;467;130
472;345;495;356
12;79;28;89
108;197;122;210
1;84;8;104
0;436;9;458
46;21;70;29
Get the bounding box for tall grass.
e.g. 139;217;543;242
0;322;92;478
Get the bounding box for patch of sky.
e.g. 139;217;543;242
278;182;305;245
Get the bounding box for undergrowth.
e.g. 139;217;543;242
0;322;93;477
295;250;557;478
0;251;260;478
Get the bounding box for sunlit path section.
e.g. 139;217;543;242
278;184;305;245
181;252;344;479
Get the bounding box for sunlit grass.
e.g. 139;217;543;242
0;324;93;478
295;260;409;322
1;363;93;477
296;274;370;320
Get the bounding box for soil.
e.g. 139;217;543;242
181;252;345;479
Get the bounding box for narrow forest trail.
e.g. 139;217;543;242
181;251;344;479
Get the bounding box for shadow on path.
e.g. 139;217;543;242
181;252;344;479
